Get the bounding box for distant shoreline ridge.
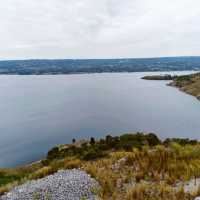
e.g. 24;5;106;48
0;56;200;75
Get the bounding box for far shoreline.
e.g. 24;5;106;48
0;70;198;76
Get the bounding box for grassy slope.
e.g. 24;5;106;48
1;133;200;199
169;72;200;100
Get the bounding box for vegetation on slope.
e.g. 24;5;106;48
169;72;200;100
1;133;200;199
142;72;200;100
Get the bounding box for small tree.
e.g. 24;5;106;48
106;135;112;145
72;138;76;144
90;137;95;145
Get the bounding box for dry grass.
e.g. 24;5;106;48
81;144;200;199
29;166;54;179
2;144;200;199
126;183;190;200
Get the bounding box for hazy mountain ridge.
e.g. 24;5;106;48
0;56;200;74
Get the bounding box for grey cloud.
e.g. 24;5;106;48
0;0;200;59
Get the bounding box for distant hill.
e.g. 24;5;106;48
0;56;200;74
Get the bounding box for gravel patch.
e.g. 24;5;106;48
0;169;100;200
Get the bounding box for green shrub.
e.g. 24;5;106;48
47;146;59;160
82;148;106;160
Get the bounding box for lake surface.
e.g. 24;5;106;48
0;71;200;167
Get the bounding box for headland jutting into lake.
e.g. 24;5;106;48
143;72;200;100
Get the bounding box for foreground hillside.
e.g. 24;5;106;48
169;72;200;100
1;133;200;199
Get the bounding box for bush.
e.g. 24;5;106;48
41;159;50;166
82;148;106;160
164;138;198;146
63;159;81;169
146;133;161;146
47;146;59;160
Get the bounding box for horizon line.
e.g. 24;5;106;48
0;55;200;62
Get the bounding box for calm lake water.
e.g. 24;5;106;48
0;71;200;167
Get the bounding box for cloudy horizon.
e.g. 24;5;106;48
1;0;200;60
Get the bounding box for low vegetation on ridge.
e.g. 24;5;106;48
169;72;200;100
142;74;176;80
1;133;200;199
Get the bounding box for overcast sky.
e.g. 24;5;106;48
1;0;200;60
